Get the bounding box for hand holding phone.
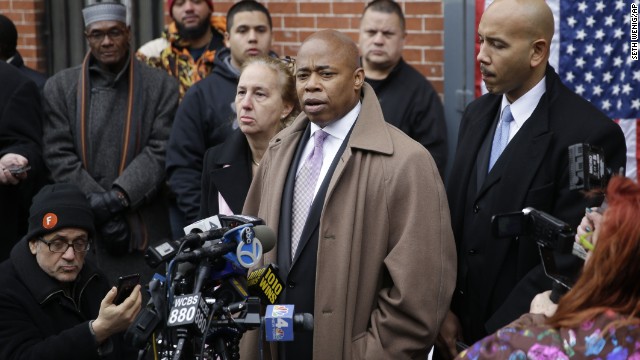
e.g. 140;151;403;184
8;165;31;175
114;273;140;305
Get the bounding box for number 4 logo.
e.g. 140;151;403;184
276;318;289;328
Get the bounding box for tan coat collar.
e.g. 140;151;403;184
271;82;394;156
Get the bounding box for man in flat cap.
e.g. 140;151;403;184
42;2;179;284
0;183;141;360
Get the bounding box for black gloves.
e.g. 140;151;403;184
88;189;131;255
88;189;129;225
100;215;130;256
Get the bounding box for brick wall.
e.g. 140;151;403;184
2;0;445;95
0;0;46;72
208;1;445;94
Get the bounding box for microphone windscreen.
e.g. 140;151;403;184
253;225;276;252
296;313;314;332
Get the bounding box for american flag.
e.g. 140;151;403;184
475;0;640;181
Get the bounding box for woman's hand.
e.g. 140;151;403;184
530;290;557;317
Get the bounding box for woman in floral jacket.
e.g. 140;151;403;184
457;176;640;360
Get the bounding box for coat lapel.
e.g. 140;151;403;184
210;165;251;214
288;84;394;267
476;96;552;204
206;132;252;214
260;121;308;268
474;95;553;305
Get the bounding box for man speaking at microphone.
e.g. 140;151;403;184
240;29;456;360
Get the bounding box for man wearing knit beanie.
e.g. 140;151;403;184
0;183;142;359
137;0;226;100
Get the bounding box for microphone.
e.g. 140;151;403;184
217;214;265;228
144;215;230;268
247;264;284;305
174;224;276;268
173;241;236;262
264;304;314;341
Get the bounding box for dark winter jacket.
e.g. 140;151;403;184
0;238;127;360
0;62;48;259
365;58;448;177
165;47;246;225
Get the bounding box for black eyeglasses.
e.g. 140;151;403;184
38;237;91;253
84;28;126;43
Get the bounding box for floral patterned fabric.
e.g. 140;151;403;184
456;311;640;359
136;16;226;100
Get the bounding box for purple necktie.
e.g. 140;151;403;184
291;130;329;260
488;105;514;172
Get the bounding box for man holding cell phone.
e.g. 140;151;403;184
0;183;141;360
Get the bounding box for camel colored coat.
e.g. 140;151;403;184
241;83;456;359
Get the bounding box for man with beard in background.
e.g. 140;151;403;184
137;0;226;100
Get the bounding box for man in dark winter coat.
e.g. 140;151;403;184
0;61;48;260
166;0;274;235
358;0;448;177
436;0;626;358
0;183;141;360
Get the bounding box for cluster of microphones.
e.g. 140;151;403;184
125;214;313;359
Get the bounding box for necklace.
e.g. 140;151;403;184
252;158;260;166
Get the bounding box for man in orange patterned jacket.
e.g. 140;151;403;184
137;0;226;100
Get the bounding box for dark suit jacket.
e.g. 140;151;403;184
447;65;627;343
274;124;349;360
199;129;253;218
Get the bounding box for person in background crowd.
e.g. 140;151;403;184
456;176;640;359
0;61;47;260
0;183;141;360
240;29;456;360
166;0;274;237
359;0;448;177
136;0;226;100
42;2;178;284
199;55;299;218
438;0;627;358
0;14;47;92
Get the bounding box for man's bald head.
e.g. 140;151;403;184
295;30;365;127
301;29;361;72
487;0;554;45
477;0;553;102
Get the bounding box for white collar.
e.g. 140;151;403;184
501;76;546;127
308;101;362;140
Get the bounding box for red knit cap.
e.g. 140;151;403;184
168;0;214;14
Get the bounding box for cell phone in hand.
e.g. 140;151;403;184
114;273;140;305
7;165;31;174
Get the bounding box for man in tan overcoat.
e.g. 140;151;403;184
240;29;456;360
